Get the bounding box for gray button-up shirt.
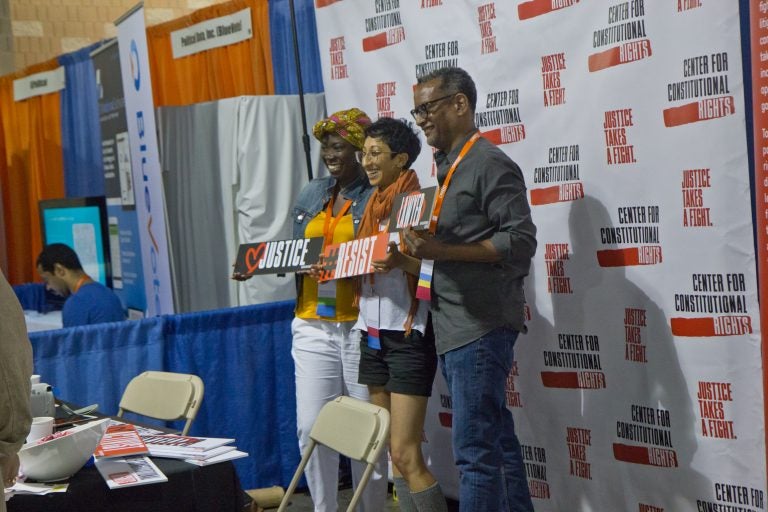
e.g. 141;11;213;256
430;131;537;354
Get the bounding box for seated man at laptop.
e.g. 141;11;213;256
36;243;125;327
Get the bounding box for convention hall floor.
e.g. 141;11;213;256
250;487;460;511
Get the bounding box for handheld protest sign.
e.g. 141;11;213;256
387;186;437;232
234;237;324;276
318;233;389;281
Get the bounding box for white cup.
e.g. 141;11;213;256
30;374;41;385
26;416;54;444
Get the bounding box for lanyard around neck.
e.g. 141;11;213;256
428;132;481;234
323;194;353;246
73;275;88;294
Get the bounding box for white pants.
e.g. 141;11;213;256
291;317;388;512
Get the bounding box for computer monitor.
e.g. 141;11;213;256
39;197;112;287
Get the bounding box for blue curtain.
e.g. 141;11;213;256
164;301;298;489
31;316;166;417
59;42;106;198
269;0;324;94
13;283;48;312
29;301;299;490
13;283;64;312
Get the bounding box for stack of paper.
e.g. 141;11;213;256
93;423;149;458
93;424;168;489
141;434;248;466
94;456;168;489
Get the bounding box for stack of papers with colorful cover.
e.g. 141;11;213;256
94;456;168;489
93;423;149;458
141;434;247;466
93;424;167;488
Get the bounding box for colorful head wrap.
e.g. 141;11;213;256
312;108;372;150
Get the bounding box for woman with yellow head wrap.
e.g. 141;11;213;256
291;108;387;511
311;107;370;150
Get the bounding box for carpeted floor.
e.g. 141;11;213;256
248;487;460;511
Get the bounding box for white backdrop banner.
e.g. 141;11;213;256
315;2;766;511
117;4;175;316
156;94;327;311
229;94;327;307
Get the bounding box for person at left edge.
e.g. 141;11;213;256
0;268;33;509
292;108;389;511
36;243;126;328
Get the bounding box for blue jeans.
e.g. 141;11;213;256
441;326;534;512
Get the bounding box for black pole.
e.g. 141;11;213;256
288;0;314;182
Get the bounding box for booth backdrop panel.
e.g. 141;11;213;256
29;300;300;490
314;2;765;510
158;94;325;309
91;39;148;313
231;94;326;306
268;0;324;94
158;101;232;313
0;59;65;285
59;42;106;199
146;0;275;108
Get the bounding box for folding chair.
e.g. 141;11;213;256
117;371;204;435
277;396;390;512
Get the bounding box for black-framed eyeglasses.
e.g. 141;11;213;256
355;150;396;163
410;93;456;120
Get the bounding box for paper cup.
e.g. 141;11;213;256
26;416;54;443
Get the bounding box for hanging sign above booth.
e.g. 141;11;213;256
13;67;65;101
170;8;253;59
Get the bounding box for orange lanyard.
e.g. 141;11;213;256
428;132;481;234
323;195;352;246
73;276;88;294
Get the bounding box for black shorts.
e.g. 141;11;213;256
358;322;438;397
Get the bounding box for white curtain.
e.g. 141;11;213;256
158;94;326;312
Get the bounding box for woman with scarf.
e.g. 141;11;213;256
234;108;387;511
290;108;388;511
354;117;447;512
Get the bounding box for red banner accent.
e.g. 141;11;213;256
530;186;560;205
596;248;639;266
480;125;526;145
518;0;577;20
671;316;753;337
588;40;652;72
530;183;584;205
596;247;662;267
663;96;735;127
663;102;701;127
613;443;651;464
315;0;342;7
541;371;579;388
438;412;452;428
362;32;388;52
588;47;621;72
670;317;715;336
613;443;678;467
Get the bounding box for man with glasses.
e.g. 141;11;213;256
403;67;537;512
